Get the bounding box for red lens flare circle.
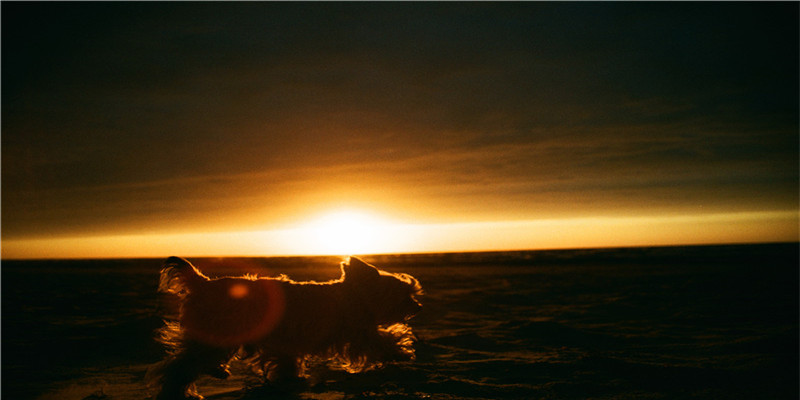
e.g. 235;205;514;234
181;279;286;346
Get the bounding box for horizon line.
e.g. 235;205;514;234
2;240;796;262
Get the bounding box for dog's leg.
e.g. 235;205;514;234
155;341;237;400
154;355;204;400
267;355;301;382
259;354;310;393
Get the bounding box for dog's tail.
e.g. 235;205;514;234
159;256;209;297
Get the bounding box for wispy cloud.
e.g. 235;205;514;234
2;2;797;250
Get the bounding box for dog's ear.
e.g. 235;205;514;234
342;257;380;282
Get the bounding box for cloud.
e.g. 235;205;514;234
2;2;797;245
3;87;797;239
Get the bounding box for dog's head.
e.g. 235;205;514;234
341;257;423;325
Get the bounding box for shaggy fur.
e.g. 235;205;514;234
146;256;423;399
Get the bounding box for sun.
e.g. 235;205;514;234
302;209;393;255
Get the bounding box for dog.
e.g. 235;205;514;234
146;256;423;399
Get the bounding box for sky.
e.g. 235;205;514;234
2;2;798;259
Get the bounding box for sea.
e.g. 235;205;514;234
3;243;798;400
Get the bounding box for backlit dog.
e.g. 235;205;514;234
146;256;422;399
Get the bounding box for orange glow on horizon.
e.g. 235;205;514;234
1;210;797;259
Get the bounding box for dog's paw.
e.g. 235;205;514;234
206;364;231;380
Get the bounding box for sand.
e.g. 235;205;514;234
4;243;797;399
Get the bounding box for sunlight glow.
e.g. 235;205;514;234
1;210;797;259
299;209;394;255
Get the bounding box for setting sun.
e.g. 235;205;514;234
296;209;397;255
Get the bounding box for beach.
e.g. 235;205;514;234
3;243;798;399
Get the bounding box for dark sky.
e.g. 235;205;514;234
2;2;798;247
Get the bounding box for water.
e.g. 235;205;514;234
3;243;798;399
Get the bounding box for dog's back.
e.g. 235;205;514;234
159;257;289;347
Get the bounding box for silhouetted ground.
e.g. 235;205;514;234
3;243;797;399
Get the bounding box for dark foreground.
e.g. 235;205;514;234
3;243;798;399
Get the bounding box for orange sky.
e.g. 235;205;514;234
3;211;797;259
2;3;798;259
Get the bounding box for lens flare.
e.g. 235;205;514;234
228;283;249;299
182;279;285;346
